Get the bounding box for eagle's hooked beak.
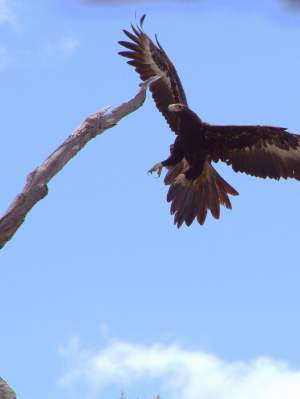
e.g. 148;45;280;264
168;103;186;112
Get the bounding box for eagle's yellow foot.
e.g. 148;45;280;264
148;162;164;177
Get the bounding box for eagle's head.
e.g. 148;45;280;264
168;103;186;113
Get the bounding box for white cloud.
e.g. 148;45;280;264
42;36;80;61
0;0;17;26
59;338;300;399
59;37;80;57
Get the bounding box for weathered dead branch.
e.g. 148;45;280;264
0;377;16;399
0;77;157;249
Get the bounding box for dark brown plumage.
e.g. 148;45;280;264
119;16;300;227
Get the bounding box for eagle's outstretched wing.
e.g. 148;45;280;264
119;15;187;134
207;124;300;180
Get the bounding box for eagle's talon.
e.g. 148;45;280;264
148;162;163;177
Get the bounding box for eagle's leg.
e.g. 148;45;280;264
148;162;164;177
148;137;184;177
174;157;206;186
148;155;181;177
184;158;206;180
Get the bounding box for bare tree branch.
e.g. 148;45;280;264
0;77;158;250
0;377;16;399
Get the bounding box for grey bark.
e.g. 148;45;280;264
0;378;16;399
0;77;157;250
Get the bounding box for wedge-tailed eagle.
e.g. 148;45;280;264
119;15;300;227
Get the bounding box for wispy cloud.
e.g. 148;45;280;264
60;37;80;57
0;0;17;26
41;36;80;61
60;337;300;399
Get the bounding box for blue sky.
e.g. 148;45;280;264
1;1;300;398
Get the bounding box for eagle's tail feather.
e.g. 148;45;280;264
165;161;238;227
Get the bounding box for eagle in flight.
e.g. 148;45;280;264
119;15;300;227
